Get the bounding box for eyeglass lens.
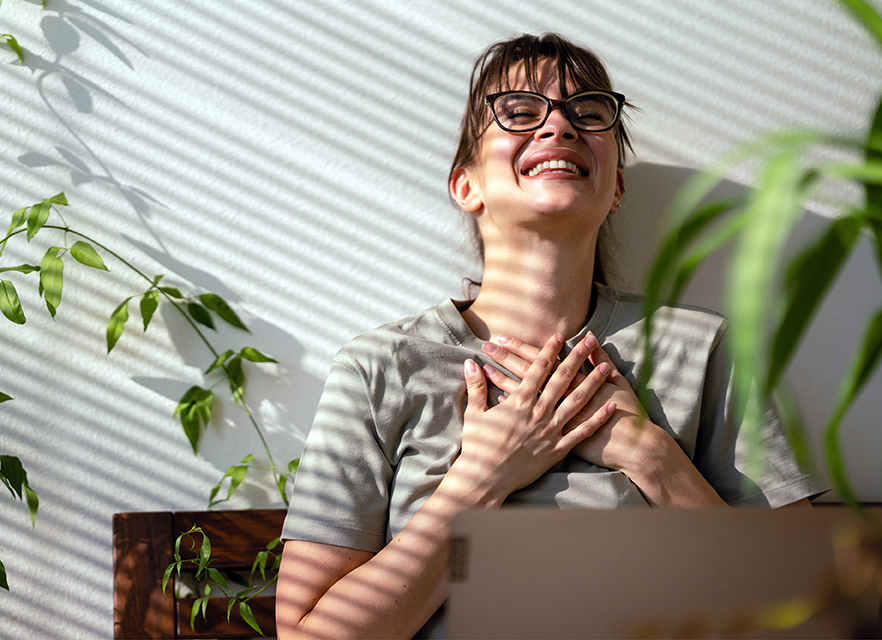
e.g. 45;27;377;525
492;92;618;132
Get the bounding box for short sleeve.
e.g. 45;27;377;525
280;357;393;552
692;328;830;506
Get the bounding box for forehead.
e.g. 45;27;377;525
505;59;566;93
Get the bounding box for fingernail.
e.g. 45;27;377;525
607;402;616;414
497;335;511;345
464;359;478;375
482;341;498;354
584;333;597;349
483;364;497;377
597;362;610;376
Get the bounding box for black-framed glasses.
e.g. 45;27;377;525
484;90;625;133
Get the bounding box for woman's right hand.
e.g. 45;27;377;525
450;333;616;506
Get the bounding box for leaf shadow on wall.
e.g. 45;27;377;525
13;1;165;226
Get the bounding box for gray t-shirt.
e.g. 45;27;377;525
281;285;829;634
283;284;828;547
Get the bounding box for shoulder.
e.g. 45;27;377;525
598;284;729;350
331;302;460;376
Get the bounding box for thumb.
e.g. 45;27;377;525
463;359;489;416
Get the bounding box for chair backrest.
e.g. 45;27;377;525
113;509;286;639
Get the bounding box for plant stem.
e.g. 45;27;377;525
39;224;284;501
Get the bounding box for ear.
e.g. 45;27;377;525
611;167;625;213
450;165;484;213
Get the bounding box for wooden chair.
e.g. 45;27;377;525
113;509;286;639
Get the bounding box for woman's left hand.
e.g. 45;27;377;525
480;334;728;507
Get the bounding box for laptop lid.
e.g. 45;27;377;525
448;506;878;639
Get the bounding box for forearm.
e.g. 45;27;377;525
278;465;499;639
620;425;727;507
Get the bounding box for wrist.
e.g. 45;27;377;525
621;426;726;507
439;456;508;510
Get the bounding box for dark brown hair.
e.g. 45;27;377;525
450;33;634;287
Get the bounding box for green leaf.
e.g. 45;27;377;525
2;33;24;64
187;301;215;330
2;206;28;255
0;557;8;591
0;264;40;275
6;207;27;234
208;461;250;507
0;391;12;403
766;213;864;392
823;307;882;504
140;289;159;331
174;386;214;453
25;485;38;527
670;209;750;301
205;349;234;374
226;356;244;404
239;601;262;635
70;241;108;271
27;200;52;241
0;455;26;500
253;550;268;580
288;458;300;474
837;0;882;50
207;567;230;592
48;192;68;206
159;286;184;299
39;247;64;317
0;280;26;324
190;596;206;629
198;533;211;573
639;195;747;399
106;299;130;352
240;346;277;363
161;561;177;593
0;455;36;525
727;148;808;479
199;293;248;331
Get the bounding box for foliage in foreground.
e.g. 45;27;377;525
641;0;882;504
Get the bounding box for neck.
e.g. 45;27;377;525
462;230;598;345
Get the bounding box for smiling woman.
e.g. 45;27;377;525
274;33;829;639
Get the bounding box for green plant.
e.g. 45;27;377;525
0;193;298;590
163;525;281;635
0;0;44;65
641;0;882;505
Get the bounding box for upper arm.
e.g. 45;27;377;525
276;539;375;638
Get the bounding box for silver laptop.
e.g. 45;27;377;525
447;506;879;639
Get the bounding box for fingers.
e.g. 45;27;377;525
515;334;564;400
587;342;626;387
462;359;489;417
538;332;599;408
481;336;538;379
558;401;617;451
554;357;611;422
482;364;519;395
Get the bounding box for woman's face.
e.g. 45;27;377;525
452;59;624;239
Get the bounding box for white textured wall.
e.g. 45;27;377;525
1;0;880;637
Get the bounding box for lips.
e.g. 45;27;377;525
520;149;589;178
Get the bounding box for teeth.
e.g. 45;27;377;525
526;160;582;177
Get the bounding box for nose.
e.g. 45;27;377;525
536;104;577;140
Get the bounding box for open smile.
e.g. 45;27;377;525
525;160;583;177
520;149;589;179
